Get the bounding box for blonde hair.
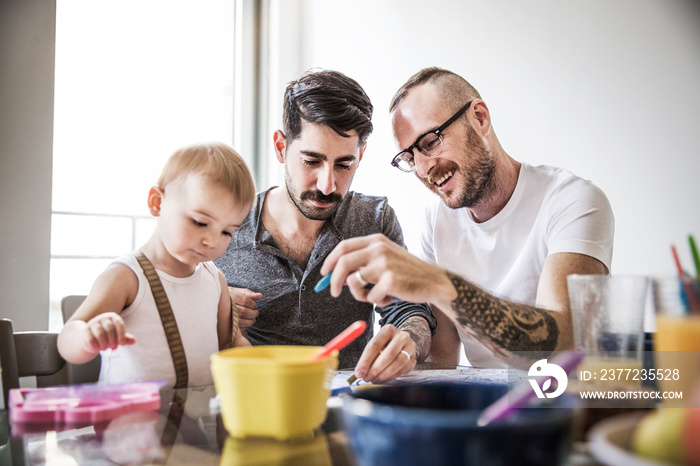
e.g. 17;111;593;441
157;142;256;206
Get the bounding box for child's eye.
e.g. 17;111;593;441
192;219;207;227
222;231;233;237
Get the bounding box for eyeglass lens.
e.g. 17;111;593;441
396;133;443;171
416;132;443;155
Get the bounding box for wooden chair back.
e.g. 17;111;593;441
0;318;67;408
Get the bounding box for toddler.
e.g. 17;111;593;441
58;142;255;387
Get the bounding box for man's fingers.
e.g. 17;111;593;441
235;305;258;329
365;276;395;307
371;352;416;383
238;306;259;320
229;288;261;329
363;346;415;383
355;325;417;383
341;268;394;307
321;235;377;275
322;233;390;277
239;289;263;302
354;327;395;379
344;272;373;303
229;287;262;308
328;248;379;297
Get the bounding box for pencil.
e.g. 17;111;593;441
671;244;685;277
670;244;698;314
314;272;333;293
689;235;700;278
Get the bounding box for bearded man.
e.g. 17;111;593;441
215;70;436;382
320;67;614;367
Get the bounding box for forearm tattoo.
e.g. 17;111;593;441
447;272;559;357
399;316;432;362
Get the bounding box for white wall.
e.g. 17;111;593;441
0;0;55;331
268;0;700;279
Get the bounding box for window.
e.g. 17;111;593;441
51;0;236;330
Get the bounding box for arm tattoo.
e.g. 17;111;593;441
399;316;432;362
447;272;559;358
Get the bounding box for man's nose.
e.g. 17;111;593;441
316;164;336;195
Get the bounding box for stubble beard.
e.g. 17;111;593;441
441;125;496;210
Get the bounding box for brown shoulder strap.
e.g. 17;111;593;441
230;296;249;341
230;296;239;338
134;251;188;388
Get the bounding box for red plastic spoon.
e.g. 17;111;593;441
311;321;367;361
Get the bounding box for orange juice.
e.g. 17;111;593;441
655;315;700;351
654;314;700;404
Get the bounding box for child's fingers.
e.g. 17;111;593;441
86;313;129;351
100;318;120;349
112;316;129;346
87;319;107;349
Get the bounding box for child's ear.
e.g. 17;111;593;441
147;186;164;216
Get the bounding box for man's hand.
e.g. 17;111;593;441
354;325;416;383
320;233;455;308
228;287;262;329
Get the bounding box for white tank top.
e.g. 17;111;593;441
99;254;222;387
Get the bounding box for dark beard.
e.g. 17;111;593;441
285;171;343;221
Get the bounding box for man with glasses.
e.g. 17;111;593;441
321;67;613;367
215;70;436;382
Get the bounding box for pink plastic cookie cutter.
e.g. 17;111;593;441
9;381;164;429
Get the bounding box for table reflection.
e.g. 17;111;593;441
1;378;354;465
0;363;605;465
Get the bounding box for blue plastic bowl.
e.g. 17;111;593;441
340;382;576;466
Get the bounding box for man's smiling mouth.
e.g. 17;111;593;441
433;170;454;187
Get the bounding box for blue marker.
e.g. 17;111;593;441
314;272;332;292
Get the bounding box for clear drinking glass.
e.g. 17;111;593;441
568;274;650;386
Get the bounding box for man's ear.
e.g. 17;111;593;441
147;186;164;217
273;130;287;164
357;142;367;165
471;99;492;137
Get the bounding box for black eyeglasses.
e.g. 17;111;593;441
391;101;473;172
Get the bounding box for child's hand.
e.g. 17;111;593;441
84;312;136;353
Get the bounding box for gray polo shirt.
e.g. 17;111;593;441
215;188;437;368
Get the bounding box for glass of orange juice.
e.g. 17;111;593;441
653;276;700;405
568;275;649;387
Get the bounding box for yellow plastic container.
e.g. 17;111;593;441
211;346;338;440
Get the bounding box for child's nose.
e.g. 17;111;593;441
201;230;217;247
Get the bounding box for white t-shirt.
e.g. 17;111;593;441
99;254;222;387
420;163;614;367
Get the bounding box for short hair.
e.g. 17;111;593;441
282;69;373;146
389;67;482;113
157;142;256;206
